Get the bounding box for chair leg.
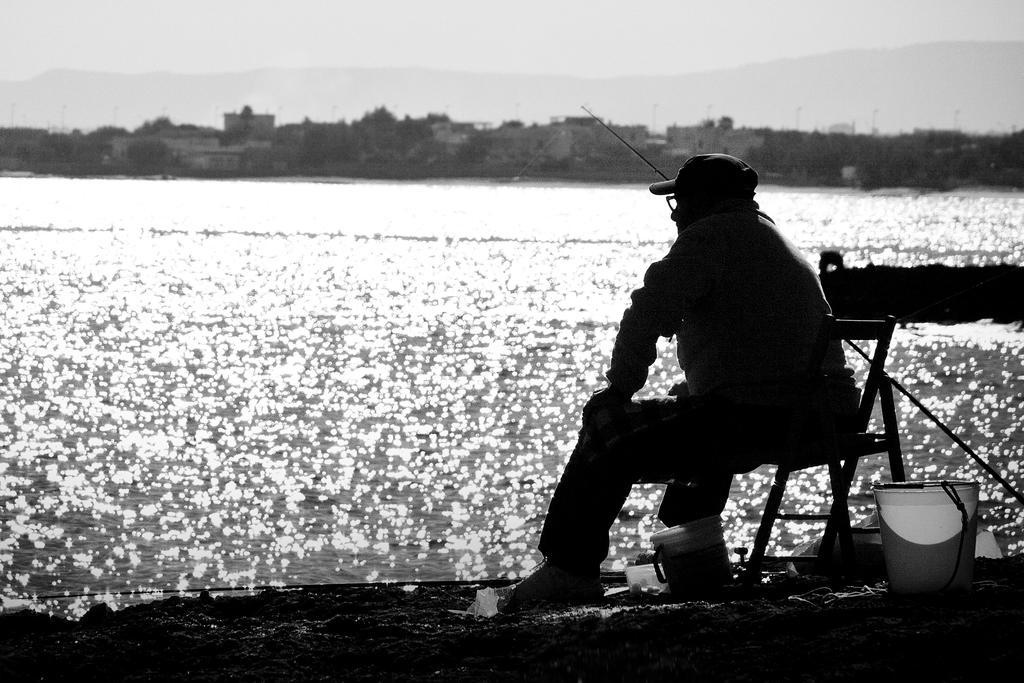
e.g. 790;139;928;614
744;465;792;588
817;457;857;580
809;400;859;580
819;455;856;561
880;383;905;481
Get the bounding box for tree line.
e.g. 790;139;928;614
1;106;1022;191
743;128;1024;190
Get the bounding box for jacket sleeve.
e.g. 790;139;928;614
604;232;713;395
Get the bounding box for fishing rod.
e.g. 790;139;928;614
845;340;1024;507
580;105;669;180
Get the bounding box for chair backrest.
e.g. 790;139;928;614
829;316;897;433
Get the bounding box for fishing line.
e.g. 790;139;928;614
512;130;564;180
787;584;887;608
845;340;1024;507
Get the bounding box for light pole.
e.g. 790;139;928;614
872;109;878;134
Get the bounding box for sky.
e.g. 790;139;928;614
2;0;1023;81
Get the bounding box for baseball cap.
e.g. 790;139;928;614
649;154;758;198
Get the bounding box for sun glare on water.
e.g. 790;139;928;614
1;178;1022;616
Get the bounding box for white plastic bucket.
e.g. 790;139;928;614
872;481;979;594
651;515;732;596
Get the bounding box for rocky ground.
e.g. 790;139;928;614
3;556;1024;681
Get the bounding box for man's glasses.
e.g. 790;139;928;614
666;196;677;212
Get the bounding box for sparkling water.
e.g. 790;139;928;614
1;177;1022;616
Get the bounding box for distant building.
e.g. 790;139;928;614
551;116;600;128
161;135;224;159
224;110;276;138
828;122;856;135
189;147;243;172
110;131;220;163
111;128;272;172
665;125;763;159
547;116;650;162
0;128;48;170
600;124;648;148
431;121;490;147
488;124;568;164
187;141;272;172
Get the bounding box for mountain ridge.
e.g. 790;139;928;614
21;40;1021;81
2;41;1021;134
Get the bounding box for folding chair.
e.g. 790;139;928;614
741;314;904;587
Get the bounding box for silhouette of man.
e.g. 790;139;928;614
507;154;858;607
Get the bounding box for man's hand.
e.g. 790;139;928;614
582;386;630;424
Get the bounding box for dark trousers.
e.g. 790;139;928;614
537;395;791;577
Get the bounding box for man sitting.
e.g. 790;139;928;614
507;154;859;607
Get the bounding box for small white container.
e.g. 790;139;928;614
624;563;670;595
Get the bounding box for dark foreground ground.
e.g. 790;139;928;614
3;556;1024;681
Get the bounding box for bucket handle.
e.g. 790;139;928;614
939;480;970;592
940;480;969;522
652;546;667;583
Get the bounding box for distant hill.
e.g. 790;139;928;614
2;42;1021;134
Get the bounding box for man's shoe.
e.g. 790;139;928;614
503;562;603;610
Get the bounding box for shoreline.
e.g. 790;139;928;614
2;556;1023;680
2;169;1023;197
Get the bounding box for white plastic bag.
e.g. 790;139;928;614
467;587;500;617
